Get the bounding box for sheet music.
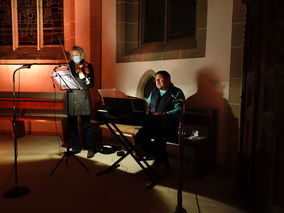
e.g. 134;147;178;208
98;88;129;98
52;69;82;90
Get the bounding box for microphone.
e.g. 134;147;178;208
171;94;184;103
21;64;34;69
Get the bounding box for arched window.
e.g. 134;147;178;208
143;76;155;99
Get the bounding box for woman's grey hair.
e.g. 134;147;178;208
70;46;85;59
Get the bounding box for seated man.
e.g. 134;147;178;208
135;70;185;168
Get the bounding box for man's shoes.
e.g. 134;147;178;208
153;156;171;170
163;156;171;169
153;159;162;167
71;148;81;154
87;150;95;158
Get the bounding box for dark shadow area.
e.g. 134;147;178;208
147;156;249;212
0;155;170;213
149;67;245;211
185;67;239;173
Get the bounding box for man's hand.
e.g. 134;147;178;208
153;112;166;116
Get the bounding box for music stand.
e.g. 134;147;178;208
49;66;89;175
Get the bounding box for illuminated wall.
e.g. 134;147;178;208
101;0;243;167
102;0;234;99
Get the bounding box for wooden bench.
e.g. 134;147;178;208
0;92;67;141
99;123;140;144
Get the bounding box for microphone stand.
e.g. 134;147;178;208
3;65;30;198
173;96;187;213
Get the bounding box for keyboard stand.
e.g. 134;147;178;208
96;121;162;189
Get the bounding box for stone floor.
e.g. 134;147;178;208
0;134;250;213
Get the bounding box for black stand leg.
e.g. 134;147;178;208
96;150;127;176
50;149;89;176
49;90;89;176
96;122;162;188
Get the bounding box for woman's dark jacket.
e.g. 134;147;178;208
63;59;94;116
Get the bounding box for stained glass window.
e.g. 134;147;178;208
17;0;37;45
43;0;63;45
0;0;64;46
0;0;12;45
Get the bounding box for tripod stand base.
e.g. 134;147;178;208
3;186;30;198
174;206;187;213
50;149;89;176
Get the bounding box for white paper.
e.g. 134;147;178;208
52;69;82;90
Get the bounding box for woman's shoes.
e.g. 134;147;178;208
71;147;95;158
87;150;95;158
71;148;81;154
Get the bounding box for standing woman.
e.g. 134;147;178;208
63;46;96;158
